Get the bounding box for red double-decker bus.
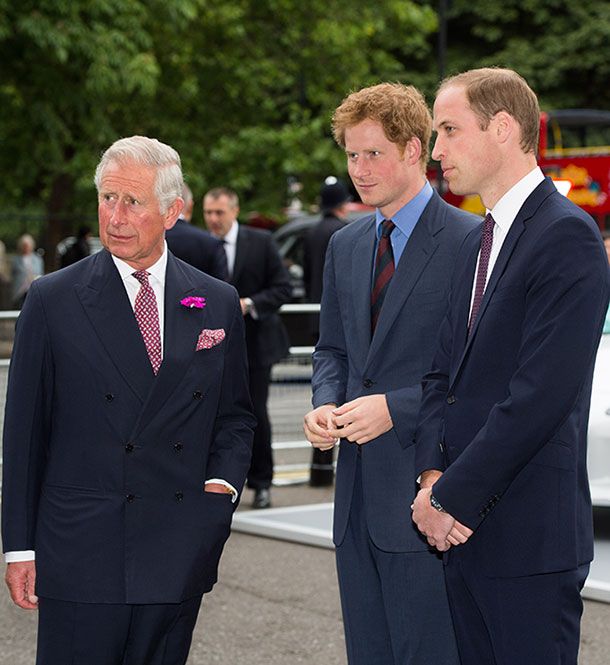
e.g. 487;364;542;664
431;109;610;230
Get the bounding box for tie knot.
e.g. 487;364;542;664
381;219;395;238
132;270;150;285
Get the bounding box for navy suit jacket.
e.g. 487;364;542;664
312;192;479;550
230;225;292;369
1;249;255;604
165;218;228;280
415;178;610;577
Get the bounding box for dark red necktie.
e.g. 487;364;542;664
371;219;396;333
133;270;162;375
468;213;495;333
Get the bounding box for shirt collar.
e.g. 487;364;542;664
489;167;544;231
219;220;239;245
112;242;168;287
375;181;433;238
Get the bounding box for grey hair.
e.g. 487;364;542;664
94;136;183;214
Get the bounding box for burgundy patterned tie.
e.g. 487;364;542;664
371;219;396;333
133;270;162;375
468;213;495;333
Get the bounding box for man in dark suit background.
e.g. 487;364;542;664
204;187;292;509
303;176;351;487
412;68;610;665
165;183;228;280
2;136;255;665
303;83;478;665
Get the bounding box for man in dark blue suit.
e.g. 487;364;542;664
413;68;610;665
2;136;255;665
165;183;228;280
303;83;478;664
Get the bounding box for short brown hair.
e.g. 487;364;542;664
439;68;540;154
204;187;239;207
332;83;432;168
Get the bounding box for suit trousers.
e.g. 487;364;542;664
36;594;203;665
444;545;589;665
246;365;274;489
335;457;459;665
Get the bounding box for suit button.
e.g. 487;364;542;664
446;395;456;405
105;393;114;402
126;494;135;503
363;379;373;388
174;442;183;452
193;391;203;400
175;491;184;501
125;443;135;453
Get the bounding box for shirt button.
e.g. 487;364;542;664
125;443;135;453
175;491;184;502
193;391;203;400
126;494;136;503
174;442;183;452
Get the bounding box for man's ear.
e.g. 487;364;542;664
164;197;184;230
493;111;514;145
403;137;422;165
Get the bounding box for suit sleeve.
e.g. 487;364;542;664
434;216;610;529
206;290;256;492
311;235;348;408
249;236;292;318
2;282;53;552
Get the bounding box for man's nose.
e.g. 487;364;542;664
109;200;127;225
431;136;443;162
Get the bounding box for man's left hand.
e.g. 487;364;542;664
328;395;393;444
204;483;234;496
412;487;470;552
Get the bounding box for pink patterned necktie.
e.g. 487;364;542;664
132;270;162;375
468;213;495;333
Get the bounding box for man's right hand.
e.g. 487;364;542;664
5;560;38;610
303;404;338;451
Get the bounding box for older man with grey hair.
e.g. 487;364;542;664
2;135;255;665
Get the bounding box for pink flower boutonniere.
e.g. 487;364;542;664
180;296;206;309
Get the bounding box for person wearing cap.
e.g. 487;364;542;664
303;177;352;487
303;177;351;306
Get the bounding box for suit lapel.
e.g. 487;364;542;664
75;250;154;402
351;217;376;355
366;195;444;367
451;178;556;384
133;254;210;436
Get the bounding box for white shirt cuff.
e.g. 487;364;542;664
205;479;239;503
5;550;35;563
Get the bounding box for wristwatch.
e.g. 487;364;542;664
430;493;446;513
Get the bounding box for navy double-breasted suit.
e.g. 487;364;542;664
1;249;255;605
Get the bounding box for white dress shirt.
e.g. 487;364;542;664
469;167;545;315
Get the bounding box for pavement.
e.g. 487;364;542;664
1;482;610;664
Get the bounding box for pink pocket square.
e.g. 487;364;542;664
196;328;226;351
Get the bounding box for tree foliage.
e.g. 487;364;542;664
0;0;608;260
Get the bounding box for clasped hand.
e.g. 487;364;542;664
411;487;473;552
303;395;393;449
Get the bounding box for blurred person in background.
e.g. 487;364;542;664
60;224;92;268
204;187;292;509
11;233;44;308
303;82;478;665
166;183;228;280
303;176;352;487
